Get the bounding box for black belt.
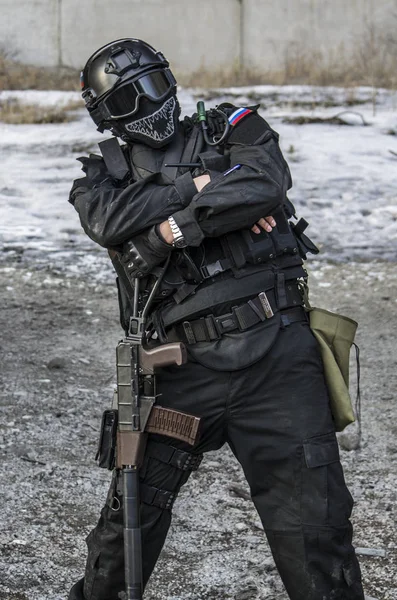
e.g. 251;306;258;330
171;286;306;345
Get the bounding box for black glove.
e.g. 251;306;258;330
120;226;172;279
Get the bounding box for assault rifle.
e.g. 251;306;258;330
95;139;201;598
114;278;200;600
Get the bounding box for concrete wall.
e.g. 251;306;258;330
0;0;396;74
242;0;394;71
60;0;241;72
0;0;60;66
0;0;242;72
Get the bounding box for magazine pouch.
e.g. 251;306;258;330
95;409;118;470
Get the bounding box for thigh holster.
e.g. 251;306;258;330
139;441;203;510
107;443;202;511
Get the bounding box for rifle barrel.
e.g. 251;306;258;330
123;467;143;599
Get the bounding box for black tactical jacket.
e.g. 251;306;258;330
71;106;308;368
73;113;290;245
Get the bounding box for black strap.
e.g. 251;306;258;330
171;256;233;305
99;138;130;181
140;483;175;510
173;282;199;304
180;123;203;168
275;271;288;309
160;268;278;328
280;309;308;327
172;287;305;345
353;342;362;444
145;441;203;471
222;233;246;269
109;251;136;301
160;126;185;182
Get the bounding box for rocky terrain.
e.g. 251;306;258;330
0;259;396;600
1;83;396;600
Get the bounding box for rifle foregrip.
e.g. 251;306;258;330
140;342;187;373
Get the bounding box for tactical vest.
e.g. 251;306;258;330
104;117;316;333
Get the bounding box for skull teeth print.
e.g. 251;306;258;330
125;96;176;141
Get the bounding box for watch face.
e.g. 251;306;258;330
173;237;187;248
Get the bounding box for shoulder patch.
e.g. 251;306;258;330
228;107;253;126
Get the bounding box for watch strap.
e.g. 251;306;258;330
168;216;186;247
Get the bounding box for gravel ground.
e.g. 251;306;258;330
0;258;396;600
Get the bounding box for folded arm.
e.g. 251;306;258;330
70;112;291;252
70;160;197;248
170;136;292;247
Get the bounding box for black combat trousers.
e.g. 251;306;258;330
68;319;364;600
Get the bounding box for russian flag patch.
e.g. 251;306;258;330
228;107;252;126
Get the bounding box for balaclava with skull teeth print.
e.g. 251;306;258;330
110;93;180;148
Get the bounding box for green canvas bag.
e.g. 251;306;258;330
308;307;358;432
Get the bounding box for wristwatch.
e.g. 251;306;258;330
168;215;187;248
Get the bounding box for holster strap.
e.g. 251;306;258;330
140;483;175;510
146;441;203;471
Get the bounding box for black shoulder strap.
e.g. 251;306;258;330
160;125;185;182
108;250;135;300
99;138;130;181
180;123;203;166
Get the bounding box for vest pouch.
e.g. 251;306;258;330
240;230;276;265
270;229;299;257
308;308;357;432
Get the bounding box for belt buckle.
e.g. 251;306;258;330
214;312;237;337
258;291;274;318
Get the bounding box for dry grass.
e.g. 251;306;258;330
1;25;397;94
178;27;397;90
177;53;397;90
0;97;83;124
0;52;80;91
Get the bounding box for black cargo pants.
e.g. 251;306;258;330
69;319;364;600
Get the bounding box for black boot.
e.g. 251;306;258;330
68;578;85;600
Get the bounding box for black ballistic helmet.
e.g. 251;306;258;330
81;38;179;147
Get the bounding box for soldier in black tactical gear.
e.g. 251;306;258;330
68;38;365;600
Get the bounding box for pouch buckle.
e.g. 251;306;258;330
200;260;224;279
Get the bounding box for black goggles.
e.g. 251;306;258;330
99;70;175;120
